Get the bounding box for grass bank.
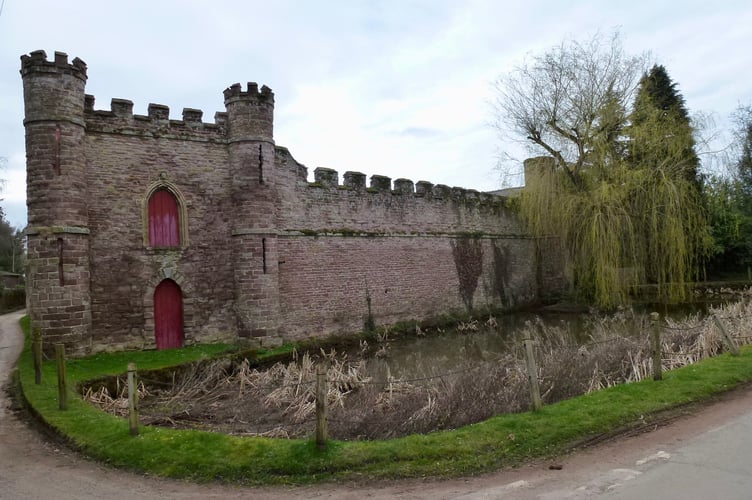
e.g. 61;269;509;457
15;315;752;485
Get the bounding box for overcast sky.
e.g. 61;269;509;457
1;0;751;229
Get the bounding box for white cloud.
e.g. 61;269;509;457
1;0;752;229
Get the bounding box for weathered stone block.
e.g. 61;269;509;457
393;178;414;195
314;167;338;188
370;175;391;192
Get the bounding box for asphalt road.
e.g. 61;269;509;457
598;408;752;499
3;309;752;499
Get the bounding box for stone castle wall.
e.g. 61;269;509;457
22;50;564;356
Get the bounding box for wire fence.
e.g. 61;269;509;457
38;294;752;444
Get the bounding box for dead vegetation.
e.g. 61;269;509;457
85;294;752;440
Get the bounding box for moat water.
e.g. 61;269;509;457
359;299;732;381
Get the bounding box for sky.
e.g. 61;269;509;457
1;0;751;230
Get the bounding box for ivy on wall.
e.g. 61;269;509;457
451;238;483;310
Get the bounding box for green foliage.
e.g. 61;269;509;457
0;157;24;275
17;315;752;484
629;64;701;185
0;216;23;275
632;65;690;121
522;157;709;307
0;287;25;313
507;48;710;307
736;107;752;195
704;105;752;275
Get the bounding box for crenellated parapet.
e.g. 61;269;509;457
83;94;228;141
222;81;274;104
20;50;87;80
308;166;501;206
78;80;274;143
223;82;275;142
21;51;87;127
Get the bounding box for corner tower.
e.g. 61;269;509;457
224;83;281;343
21;50;92;355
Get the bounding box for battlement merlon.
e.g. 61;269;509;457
20;50;88;80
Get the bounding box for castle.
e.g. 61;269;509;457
21;50;565;356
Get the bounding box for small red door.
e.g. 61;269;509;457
154;279;183;349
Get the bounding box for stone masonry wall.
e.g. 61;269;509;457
269;148;541;339
83;104;237;351
277;236;537;338
25;231;91;355
22;51;565;355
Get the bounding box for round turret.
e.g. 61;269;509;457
21;50;92;356
223;82;275;142
223;82;281;340
21;50;89;227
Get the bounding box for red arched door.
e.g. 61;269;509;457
154;279;184;349
148;189;180;247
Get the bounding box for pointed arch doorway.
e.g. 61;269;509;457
154;279;184;349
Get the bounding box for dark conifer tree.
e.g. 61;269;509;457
628;64;701;185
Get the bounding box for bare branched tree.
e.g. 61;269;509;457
493;32;649;189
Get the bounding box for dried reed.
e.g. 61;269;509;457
87;292;752;440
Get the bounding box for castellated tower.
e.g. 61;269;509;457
17;50;564;356
224;83;281;341
21;51;92;355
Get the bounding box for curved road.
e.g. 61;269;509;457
3;310;752;499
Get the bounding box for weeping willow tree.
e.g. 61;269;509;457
495;33;711;307
522;157;640;307
626;70;711;302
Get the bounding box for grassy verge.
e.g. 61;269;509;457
15;315;752;485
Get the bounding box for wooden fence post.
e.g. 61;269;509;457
713;316;740;356
127;362;139;436
650;312;662;381
55;344;67;410
522;331;543;411
32;327;42;385
315;363;328;450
